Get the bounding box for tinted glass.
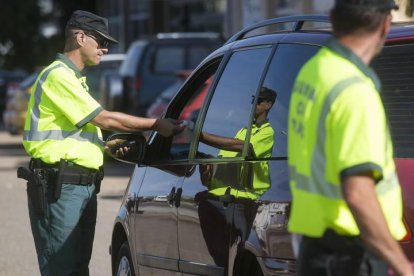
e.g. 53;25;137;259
262;43;320;157
154;47;185;73
197;47;272;158
372;43;414;158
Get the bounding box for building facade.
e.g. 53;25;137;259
99;0;410;53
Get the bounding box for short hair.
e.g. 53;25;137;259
259;87;277;104
331;7;389;37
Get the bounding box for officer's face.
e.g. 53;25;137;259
80;32;108;66
254;99;272;119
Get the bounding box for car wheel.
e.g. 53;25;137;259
115;241;135;276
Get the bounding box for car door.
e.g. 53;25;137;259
176;46;274;275
247;43;321;266
133;57;222;275
132;164;183;275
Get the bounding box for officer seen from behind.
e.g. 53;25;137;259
288;0;413;275
20;10;183;276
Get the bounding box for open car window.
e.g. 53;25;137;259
166;58;222;160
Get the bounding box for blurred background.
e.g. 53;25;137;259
1;0;413;134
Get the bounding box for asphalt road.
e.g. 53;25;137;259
0;130;134;276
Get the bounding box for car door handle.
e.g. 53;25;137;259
174;187;182;208
167;187;176;206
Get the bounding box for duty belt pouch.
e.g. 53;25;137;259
53;159;67;201
95;167;104;194
56;159;104;194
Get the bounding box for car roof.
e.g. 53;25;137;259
224;15;414;46
387;22;414;44
155;32;222;40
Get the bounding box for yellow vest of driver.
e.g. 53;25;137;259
287;39;406;239
23;53;104;170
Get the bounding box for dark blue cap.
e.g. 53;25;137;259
67;10;118;44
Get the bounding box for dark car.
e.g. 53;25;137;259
108;15;414;276
83;53;125;107
2;71;38;134
119;32;224;116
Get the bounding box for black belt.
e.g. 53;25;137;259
29;158;104;185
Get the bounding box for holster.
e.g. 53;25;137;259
18;159;105;216
18;166;48;216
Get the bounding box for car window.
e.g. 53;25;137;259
153;46;185;73
168;59;222;160
372;43;414;158
262;43;320;157
197;47;273;158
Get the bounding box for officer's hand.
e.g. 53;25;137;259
199;163;214;187
153;118;185;137
105;139;131;157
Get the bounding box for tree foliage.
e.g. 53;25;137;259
0;0;97;72
0;0;42;71
406;0;414;16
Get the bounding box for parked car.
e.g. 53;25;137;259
108;15;414;276
146;70;192;118
2;54;124;135
119;32;224;116
2;72;38;134
0;69;26;123
83;53;125;107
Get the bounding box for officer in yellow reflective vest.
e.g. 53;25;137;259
199;87;276;199
287;1;413;275
22;10;183;276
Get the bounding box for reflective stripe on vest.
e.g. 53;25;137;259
23;63;103;147
289;76;399;199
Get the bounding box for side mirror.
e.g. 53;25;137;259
105;133;147;164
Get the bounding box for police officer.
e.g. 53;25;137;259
22;10;183;276
200;87;276;197
288;1;413;275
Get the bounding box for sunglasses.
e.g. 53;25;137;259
251;96;265;105
76;31;109;48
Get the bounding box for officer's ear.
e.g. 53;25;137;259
381;13;392;39
73;31;86;47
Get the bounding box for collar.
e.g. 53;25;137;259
253;118;269;128
56;53;83;78
326;38;381;92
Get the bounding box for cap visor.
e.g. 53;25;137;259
96;30;118;44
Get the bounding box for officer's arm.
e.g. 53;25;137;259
200;132;244;152
91;110;183;137
342;174;413;276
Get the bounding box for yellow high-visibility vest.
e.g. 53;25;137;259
209;121;274;199
23;53;104;170
287;39;406;239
